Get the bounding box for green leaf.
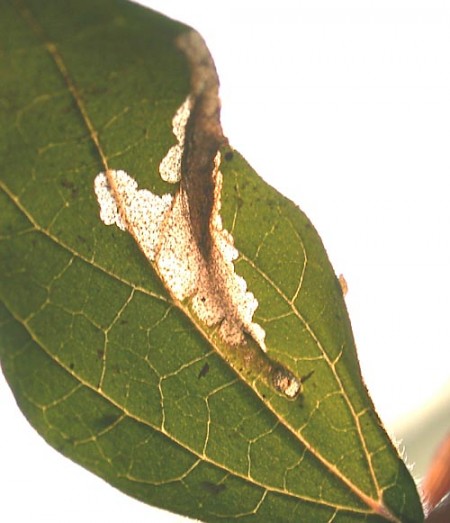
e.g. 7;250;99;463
0;1;423;522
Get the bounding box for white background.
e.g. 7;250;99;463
1;1;450;521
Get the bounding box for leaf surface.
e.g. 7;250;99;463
0;1;423;521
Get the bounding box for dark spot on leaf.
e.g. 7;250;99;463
56;437;75;451
300;370;315;384
201;481;226;495
297;395;305;408
224;150;233;161
97;349;104;360
69;362;75;370
95;414;120;430
86;85;108;96
198;362;209;379
61;178;79;199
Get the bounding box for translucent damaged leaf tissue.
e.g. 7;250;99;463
94;31;301;399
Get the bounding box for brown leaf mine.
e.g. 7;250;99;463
94;30;302;399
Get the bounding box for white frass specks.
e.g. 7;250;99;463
94;97;267;353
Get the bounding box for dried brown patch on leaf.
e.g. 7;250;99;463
94;30;301;398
